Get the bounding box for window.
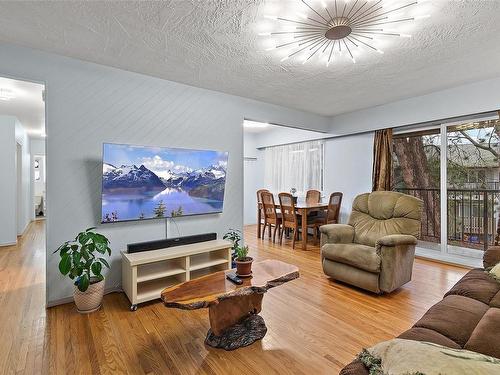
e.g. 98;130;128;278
263;140;324;195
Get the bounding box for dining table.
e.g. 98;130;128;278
257;201;329;251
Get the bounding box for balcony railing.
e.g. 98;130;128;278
395;188;500;251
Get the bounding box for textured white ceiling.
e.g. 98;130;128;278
0;1;499;116
0;76;45;136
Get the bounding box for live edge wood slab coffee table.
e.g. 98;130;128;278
161;259;299;350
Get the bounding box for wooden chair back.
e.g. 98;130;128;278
257;189;269;204
326;192;343;224
278;193;297;226
261;191;278;221
306;190;321;205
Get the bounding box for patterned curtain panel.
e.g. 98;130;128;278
264;140;324;195
372;129;393;191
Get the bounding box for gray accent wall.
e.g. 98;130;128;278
0;43;329;304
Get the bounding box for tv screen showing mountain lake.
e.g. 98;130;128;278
101;143;228;223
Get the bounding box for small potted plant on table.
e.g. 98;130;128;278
234;245;253;277
54;227;111;313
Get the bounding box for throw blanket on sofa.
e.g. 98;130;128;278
359;339;500;375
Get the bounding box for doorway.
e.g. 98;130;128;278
243;119;327;229
33;154;46;219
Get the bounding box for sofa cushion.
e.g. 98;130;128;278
398;327;461;349
490;290;500;308
414;295;489;347
464;307;500;358
362;338;500;375
322;243;380;273
445;268;500;305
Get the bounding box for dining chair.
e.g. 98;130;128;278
316;192;343;225
306;189;322;219
260;191;282;243
279;192;319;249
257;189;270;226
306;189;321;205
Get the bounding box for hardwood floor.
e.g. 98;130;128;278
0;221;46;375
1;222;469;375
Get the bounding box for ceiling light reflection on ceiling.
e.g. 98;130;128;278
260;0;429;66
0;88;16;101
244;120;271;129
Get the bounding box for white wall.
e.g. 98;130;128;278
243;133;264;225
330;76;500;135
252;126;329;149
0;115;31;245
323;133;374;223
0;42;329;304
30;138;46;155
14;119;32;235
0;116;17;246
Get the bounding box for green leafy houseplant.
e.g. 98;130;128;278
234;245;253;276
235;245;250;261
223;229;242;266
54;227;111;292
223;228;242;252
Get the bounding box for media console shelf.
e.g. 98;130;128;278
121;239;233;310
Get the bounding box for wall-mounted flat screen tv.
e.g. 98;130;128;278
101;143;228;223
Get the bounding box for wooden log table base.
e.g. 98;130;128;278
205;314;267;350
161;260;299;350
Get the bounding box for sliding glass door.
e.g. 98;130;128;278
446;120;500;261
393;129;441;252
393;117;500;265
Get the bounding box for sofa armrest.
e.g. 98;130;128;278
320;224;355;246
484;246;500;269
376;234;417;248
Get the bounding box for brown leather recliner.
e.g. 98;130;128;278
320;191;423;294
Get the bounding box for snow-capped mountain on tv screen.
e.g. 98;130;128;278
101;143;228;223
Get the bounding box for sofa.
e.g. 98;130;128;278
320;191;423;293
340;246;500;374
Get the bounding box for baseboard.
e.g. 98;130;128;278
17;220;33;238
46;286;123;308
0;240;18;247
415;248;481;269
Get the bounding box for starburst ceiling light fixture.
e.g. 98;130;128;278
260;0;429;66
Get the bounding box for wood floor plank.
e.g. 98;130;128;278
0;221;469;375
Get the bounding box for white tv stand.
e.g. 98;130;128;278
121;239;233;310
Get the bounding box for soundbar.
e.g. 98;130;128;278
127;233;217;253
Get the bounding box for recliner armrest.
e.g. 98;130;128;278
376;234;417;248
320;224;355;245
377;235;417;293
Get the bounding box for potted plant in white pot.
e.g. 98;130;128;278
54;227;111;313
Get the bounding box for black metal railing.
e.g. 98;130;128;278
395;187;500;251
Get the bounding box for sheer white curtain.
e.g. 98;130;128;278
264;140;324;195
